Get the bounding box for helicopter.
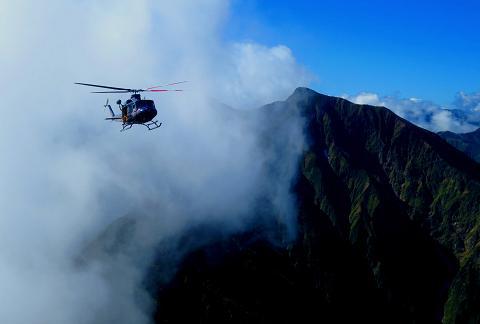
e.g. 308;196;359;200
75;81;186;131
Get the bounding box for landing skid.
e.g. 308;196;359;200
121;123;133;132
144;120;162;130
120;121;162;132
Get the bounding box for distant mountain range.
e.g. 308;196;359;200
439;128;480;162
84;88;480;324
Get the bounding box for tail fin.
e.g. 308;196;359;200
107;105;114;117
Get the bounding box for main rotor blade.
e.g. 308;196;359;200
75;82;132;91
148;89;183;92
146;81;188;90
91;91;132;93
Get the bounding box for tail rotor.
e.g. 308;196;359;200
104;99;115;117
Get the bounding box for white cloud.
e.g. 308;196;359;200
454;91;480;117
343;92;383;106
343;92;480;133
0;1;311;323
220;43;312;108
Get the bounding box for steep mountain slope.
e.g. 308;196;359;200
439;128;480;162
150;88;480;323
290;88;480;323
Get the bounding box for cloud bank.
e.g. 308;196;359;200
343;91;480;133
0;1;310;323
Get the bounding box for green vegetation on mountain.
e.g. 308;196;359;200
290;88;480;323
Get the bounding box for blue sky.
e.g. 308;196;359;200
226;0;480;105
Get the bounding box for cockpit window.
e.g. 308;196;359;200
125;99;134;113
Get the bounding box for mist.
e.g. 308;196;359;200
0;1;311;323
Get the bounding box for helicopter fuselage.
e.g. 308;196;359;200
123;97;157;124
108;94;162;131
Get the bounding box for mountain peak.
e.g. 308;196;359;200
287;87;329;104
291;86;320;97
